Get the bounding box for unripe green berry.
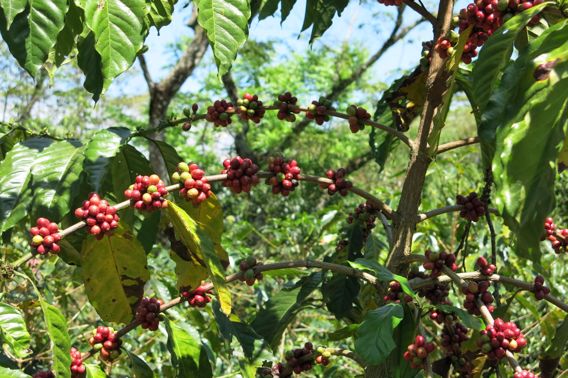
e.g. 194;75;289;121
32;235;44;245
172;172;180;182
244;269;255;280
219;113;229;121
183;107;191;117
147;185;157;194
346;105;357;116
180;172;191;181
322;351;331;358
178;162;189;172
246;256;257;266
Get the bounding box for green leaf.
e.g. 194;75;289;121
127;350;154;378
544;316;568;359
436;304;483;330
140;137;183;177
39;298;71;378
169;251;209;290
212;302;263;359
355;304;404;365
53;0;84;66
30;140;84;220
85;363;107;378
165;318;201;375
472;2;547;112
301;0;348;43
258;0;278;20
0;137;54;232
108;144;153;201
82;128;130;192
196;0;251;76
0;125;30;160
0;0;26;28
0;302;31;358
165;201;231;314
349;259;415;298
0;8;28;72
77;32;104;101
251;272;321;349
147;0;177;31
0;367;30;377
84;0;146;91
322;273;359;319
81;226;150;323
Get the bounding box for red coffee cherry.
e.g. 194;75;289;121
181;285;213;308
172;162;212;205
403;335;436;369
29;218;61;255
478;318;527;361
221;156;260;193
206;100;234;127
236;93;265;123
345;105;371;133
265;157;301;196
238;256;263;286
89;326;122;362
33;371;55;378
463;280;495;315
124;174;168;211
476;256;496;276
422;250;458;277
276;342;318;375
135;297;163;330
275;92;301;122
70;347;85;378
323;168;353;196
456;192;486;222
384;280;412;303
74;194;119;239
532;275;550;300
305;97;333;125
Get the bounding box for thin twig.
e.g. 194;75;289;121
436;137;479;154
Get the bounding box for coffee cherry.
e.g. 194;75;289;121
463;280;494;315
377;0;403;5
543;217;568;253
476;256;496;275
384;280;413;303
422;250;458;277
89;326;121;362
238;256;263;286
275;92;301;122
181;284;213;308
206;100;234;127
456;192;486;222
125;174;168;211
29;218;61;255
532;275;550;300
221;156;260;193
478;318;527;360
33;371;55;378
70;347;85;378
440;322;469;355
346;202;380;240
74;194;119;239
434;36;455;59
323;168;353;196
265;157;301;196
135;297;164;330
305;97;333;125
345;105;371;133
236;93;265;123
514;370;538;378
403;335;436;369
172;162;212;205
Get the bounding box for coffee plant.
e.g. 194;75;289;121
0;0;568;377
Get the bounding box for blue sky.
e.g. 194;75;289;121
116;1;441;96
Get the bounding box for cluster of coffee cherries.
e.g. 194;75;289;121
181;103;199;131
456;192;486;222
463;280;494;315
181;285;213;308
124;174;168;211
476;256;496;276
238;256;263;286
346;105;371;133
135;297;163;330
275;92;301;122
421;282;451;306
236;93;265;123
347;202;380;240
441;321;469;356
274;342;317;375
89;326;121;362
70;347;85;378
377;0;403;5
29;218;61;255
33;371;54;378
543;217;568;253
206;100;234;127
422;250;458;277
74;193;119;238
478;318;527;360
323;168;352;196
403;335;436;369
533;275;550;300
266;157;301;196
172;162;212;205
305;98;333;125
383;280;413;303
514;370;538;378
457;0;543;63
221;156;260;193
314;347;332;367
434;36;455;59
